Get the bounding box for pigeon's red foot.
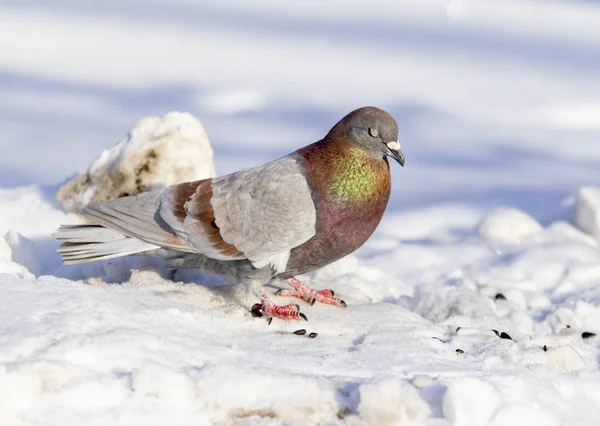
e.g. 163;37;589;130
251;296;308;325
276;277;347;307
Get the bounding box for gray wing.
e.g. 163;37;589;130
158;155;317;272
83;189;195;252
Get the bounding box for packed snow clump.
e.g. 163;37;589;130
478;207;543;243
0;233;34;279
55;112;216;214
574;186;600;242
354;377;431;425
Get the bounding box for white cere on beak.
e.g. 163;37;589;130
386;141;401;151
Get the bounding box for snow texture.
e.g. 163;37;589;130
575;187;600;243
2;0;600;425
478;208;543;243
55;112;215;214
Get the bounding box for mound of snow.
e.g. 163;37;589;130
3;231;41;276
0;234;34;279
574;186;600;242
443;378;501;426
478;207;543;243
55;112;216;214
355;377;431;425
0;186;78;239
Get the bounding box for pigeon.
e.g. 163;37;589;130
55;106;405;323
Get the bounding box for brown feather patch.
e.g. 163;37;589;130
170;180;201;223
171;179;246;259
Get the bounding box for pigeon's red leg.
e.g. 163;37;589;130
276;277;347;307
251;294;307;325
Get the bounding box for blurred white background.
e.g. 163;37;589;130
2;0;600;218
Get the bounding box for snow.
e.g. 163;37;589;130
2;0;600;425
442;378;502;426
575;186;600;243
55;111;215;214
478;208;543;243
3;187;600;425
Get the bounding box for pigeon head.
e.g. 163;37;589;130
326;106;405;166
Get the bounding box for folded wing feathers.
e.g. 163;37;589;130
83;190;193;252
210;156;317;273
159;179;248;261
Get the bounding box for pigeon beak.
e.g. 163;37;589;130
385;141;405;167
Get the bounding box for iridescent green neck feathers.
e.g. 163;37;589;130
328;146;389;203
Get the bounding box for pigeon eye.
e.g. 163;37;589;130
368;128;379;138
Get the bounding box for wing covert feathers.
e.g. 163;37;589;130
160;156;317;272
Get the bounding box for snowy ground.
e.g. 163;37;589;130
2;0;600;425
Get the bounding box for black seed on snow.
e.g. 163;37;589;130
456;348;464;354
308;332;318;338
582;332;596;339
492;329;500;337
456;327;462;333
294;329;307;335
432;337;444;343
500;332;512;340
566;324;571;328
543;345;548;352
299;313;308;321
495;293;506;301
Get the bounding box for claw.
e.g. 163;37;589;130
251;303;263;317
252;296;307;323
279;277;347;308
278;303;300;312
317;289;335;297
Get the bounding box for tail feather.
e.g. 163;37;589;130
55;224;159;264
82;190;193;252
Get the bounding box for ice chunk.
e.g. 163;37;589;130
55;112;215;214
3;230;41;276
478;208;543;243
0;234;34;279
356;377;431;425
443;378;501;426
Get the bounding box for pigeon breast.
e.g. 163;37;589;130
282;139;392;277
